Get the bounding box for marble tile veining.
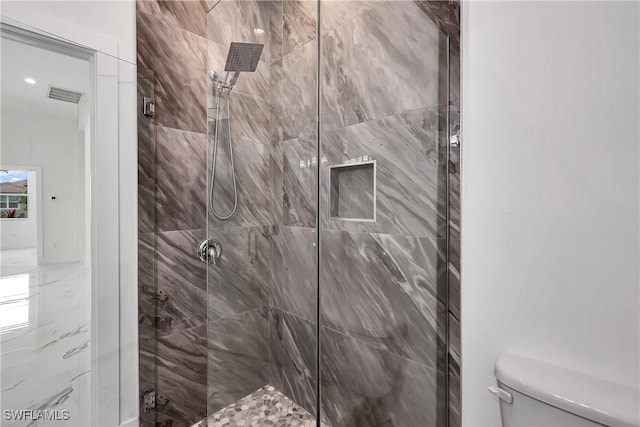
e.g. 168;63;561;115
282;0;383;55
156;324;208;427
282;41;317;142
283;138;317;228
320;230;444;368
283;0;317;56
448;238;460;321
269;115;284;226
138;70;156;235
320;1;376;35
207;307;270;414
138;233;156;340
207;0;271;63
206;228;270;321
268;225;284;309
444;10;462;426
138;1;461;426
279;227;317;321
279;311;318;418
414;0;461;45
448;311;460;360
137;12;207;133
269;0;284;64
321;1;442;132
138;0;210;37
155;126;207;232
321;107;445;238
208;90;272;147
449;44;461;104
1;249;91;427
137;66;157;425
269;60;284;225
448;352;461;427
448;101;461;241
206;111;271;229
268;306;284;392
321;327;437;427
155;229;207;336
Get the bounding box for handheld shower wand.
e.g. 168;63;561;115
208;42;264;220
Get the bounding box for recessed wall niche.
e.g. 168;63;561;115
329;160;376;222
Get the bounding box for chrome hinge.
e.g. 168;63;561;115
143;97;155;118
143;390;156;412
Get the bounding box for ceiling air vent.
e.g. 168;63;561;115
47;85;84;104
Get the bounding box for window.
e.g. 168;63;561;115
0;195;21;209
0;170;29;219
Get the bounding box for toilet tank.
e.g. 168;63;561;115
493;354;639;427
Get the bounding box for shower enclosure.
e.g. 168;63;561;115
137;0;460;425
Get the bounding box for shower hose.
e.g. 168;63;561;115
209;88;238;220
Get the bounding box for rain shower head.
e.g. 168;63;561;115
209;42;264;92
224;42;264;72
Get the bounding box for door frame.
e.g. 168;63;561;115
0;13;136;427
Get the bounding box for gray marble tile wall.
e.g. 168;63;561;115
137;0;310;421
138;1;460;426
207;307;270;413
266;0;320;421
276;14;319;350
205;0;292;419
137;66;157;427
448;39;462;427
321;327;439;426
138;0;278;422
137;1;212;425
315;1;460;426
267;1;461;425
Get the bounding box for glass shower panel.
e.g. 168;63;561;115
201;1;457;426
204;1;320;425
318;1;451;425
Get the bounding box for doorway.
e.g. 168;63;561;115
0;26;93;427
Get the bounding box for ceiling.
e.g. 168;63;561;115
1;37;91;119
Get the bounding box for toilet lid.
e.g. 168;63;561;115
495;354;639;427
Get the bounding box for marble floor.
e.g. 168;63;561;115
1;249;91;427
193;385;328;427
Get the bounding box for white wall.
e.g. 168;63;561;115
0;171;37;249
461;1;640;426
1;109;86;264
0;1;136;64
0;4;138;425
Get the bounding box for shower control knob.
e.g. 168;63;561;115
198;239;222;265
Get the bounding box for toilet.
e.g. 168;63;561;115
491;354;639;427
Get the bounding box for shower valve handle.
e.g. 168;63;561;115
198;239;222;265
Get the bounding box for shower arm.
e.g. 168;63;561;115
209;70;239;92
228;71;241;88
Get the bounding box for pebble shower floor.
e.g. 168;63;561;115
193;385;330;427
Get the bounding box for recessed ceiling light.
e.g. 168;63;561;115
254;28;265;35
24;78;36;85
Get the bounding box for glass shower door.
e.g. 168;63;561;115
201;0;459;426
317;1;455;425
203;0;320;425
